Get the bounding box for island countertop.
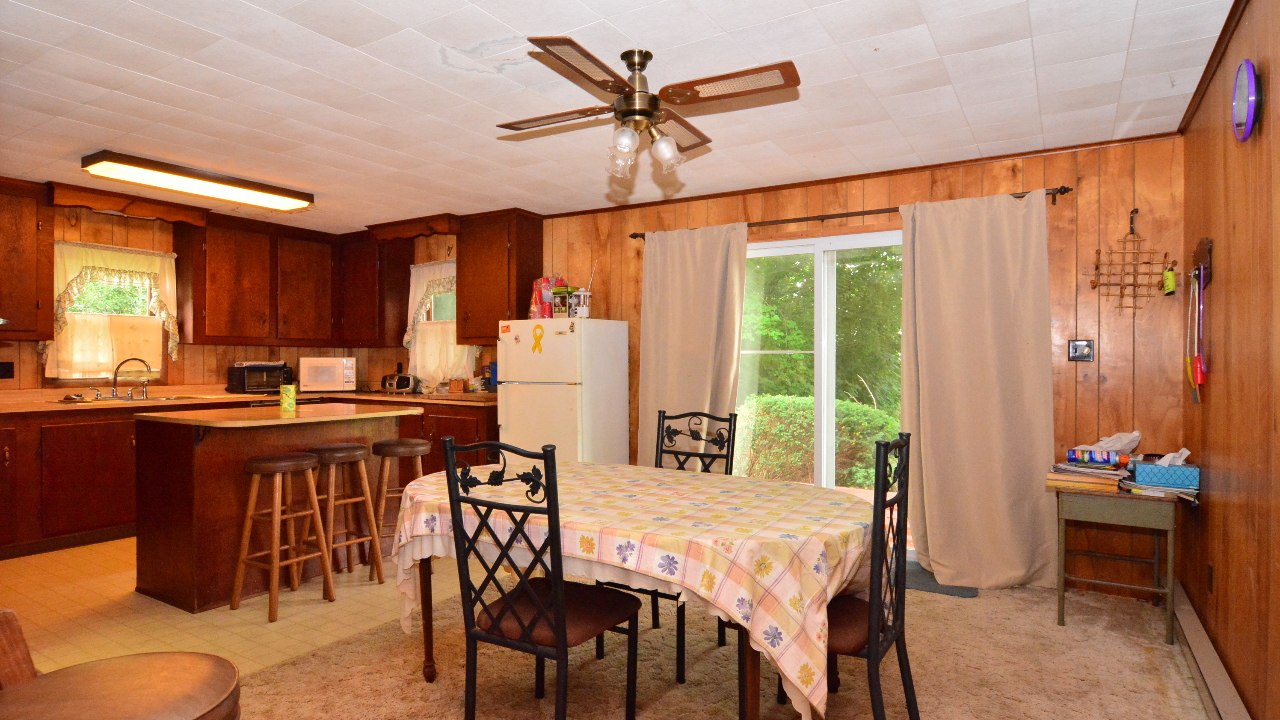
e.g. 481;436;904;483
135;402;423;428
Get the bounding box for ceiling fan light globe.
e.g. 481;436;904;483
651;135;685;172
612;125;640;152
606;145;636;177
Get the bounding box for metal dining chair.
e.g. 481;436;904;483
598;410;738;684
442;437;643;720
767;432;921;720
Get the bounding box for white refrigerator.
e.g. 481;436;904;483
496;318;629;464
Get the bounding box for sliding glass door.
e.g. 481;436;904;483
735;231;903;488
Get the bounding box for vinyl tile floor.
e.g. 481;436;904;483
0;538;404;675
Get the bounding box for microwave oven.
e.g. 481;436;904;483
226;364;293;394
298;357;357;391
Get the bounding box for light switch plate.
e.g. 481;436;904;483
1068;340;1094;362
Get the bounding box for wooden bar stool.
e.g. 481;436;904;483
369;438;432;580
309;443;384;583
231;452;334;623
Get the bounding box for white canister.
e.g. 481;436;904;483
572;290;592;317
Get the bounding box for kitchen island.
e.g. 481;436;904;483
134;403;423;613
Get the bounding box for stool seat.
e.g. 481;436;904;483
372;438;432;458
308;443;370;464
0;652;238;720
243;452;318;475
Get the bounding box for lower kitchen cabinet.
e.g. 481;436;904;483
0;428;15;547
41;420;135;538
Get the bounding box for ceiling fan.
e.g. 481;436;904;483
498;37;801;177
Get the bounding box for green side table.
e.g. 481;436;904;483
1055;487;1178;644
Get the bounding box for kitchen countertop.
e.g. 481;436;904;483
135;403;423;428
0;387;497;415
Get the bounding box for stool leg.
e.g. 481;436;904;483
356;457;385;584
342;464;358;572
305;467;336;603
284;470;300;592
268;472;283;622
413;455;424;482
230;472;261;611
325;464;340;573
371;456;392;582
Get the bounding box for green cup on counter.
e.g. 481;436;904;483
280;384;297;412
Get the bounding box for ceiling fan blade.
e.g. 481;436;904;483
654;109;711;152
528;36;632;96
658;61;801;106
497;106;615;132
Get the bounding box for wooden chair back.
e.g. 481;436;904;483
865;433;911;662
0;609;38;689
654;410;738;474
442;437;567;657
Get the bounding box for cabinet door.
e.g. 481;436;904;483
278;237;334;342
456;215;511;344
338;240;381;345
0;428;14;547
422;412;482;475
41;420;135;537
0;195;39;332
205;227;273;339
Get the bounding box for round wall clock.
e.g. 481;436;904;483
1233;59;1259;142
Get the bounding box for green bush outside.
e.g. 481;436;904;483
736;394;899;488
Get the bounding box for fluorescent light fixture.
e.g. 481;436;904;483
81;151;313;212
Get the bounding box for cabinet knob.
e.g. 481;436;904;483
3;446;8;465
0;318;7;325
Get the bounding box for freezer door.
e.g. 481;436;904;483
497;319;581;383
497;383;581;461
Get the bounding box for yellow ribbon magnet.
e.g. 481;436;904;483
531;324;544;353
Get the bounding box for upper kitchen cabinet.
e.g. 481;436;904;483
0;179;53;341
175;214;336;346
456;208;543;345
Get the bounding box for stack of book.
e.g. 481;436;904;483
1118;478;1199;502
1045;462;1128;492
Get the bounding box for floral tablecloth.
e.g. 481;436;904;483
394;462;873;717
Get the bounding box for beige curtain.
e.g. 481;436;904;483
637;223;748;465
403;261;474;391
901;191;1056;588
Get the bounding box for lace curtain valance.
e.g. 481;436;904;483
403;274;457;348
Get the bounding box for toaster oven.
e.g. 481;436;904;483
226;364;293;394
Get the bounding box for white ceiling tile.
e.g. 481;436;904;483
5;64;112;102
733;12;839;66
941;38;1033;85
813;0;926;44
27;46;145;90
280;0;405;48
85;88;184;121
1032;18;1131;67
1043;125;1113;147
786;45;858;86
797;75;876;112
473;0;602;37
61;102;153;132
1028;0;1135;35
1113;114;1178;137
415;4;523;58
1041;103;1115;134
1130;1;1229;49
1036;52;1126;95
329;92;418;124
895;107;967;136
1116;92;1190;122
0;147;60;174
34;115;128;143
861;58;949;96
118;76;220;111
57;27;180;74
0;104;55;133
0;80;80;115
232;14;353;67
351;0;470;27
807;103;891;128
1038;81;1121;114
159;114;302;152
199;98;286;128
929;2;1030;56
771;129;849;155
963;95;1039;126
240;0;305;12
861;153;920;171
953;68;1036;105
641;33;756;90
1124;36;1214;76
14;0;128;25
918;0;1021;23
0;30;52;64
263;68;365;106
150;59;254;98
690;0;808;33
977;134;1041;155
916;144;980;164
842;24;938;73
907;125;975;152
613;0;720;52
0;1;86;45
1118;65;1202;103
94;1;221;57
187;38;303;84
969;118;1039;143
372;76;468;113
879;84;959;119
131;0;274;36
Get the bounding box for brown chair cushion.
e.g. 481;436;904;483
307;443;370;464
476;577;641;648
827;594;871;655
243;452;318;475
0;652;239;720
371;439;432;458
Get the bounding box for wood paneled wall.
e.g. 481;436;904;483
543;136;1186;595
1181;0;1279;716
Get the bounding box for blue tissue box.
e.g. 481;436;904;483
1133;462;1200;490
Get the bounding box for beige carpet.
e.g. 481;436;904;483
240;586;1206;720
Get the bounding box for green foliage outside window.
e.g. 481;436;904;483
66;282;149;316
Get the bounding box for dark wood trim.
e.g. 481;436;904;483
366;213;461;242
48;182;209;226
0;524;135;560
205;211;336;244
1178;0;1251;133
0;177;46;199
542;132;1180;219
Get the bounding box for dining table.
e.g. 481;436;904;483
393;461;875;720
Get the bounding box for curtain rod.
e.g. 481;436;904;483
627;185;1073;239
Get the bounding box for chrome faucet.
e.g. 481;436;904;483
112;357;152;400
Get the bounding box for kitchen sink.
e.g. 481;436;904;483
51;394;223;404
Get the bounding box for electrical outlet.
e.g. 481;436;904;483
0;361;13;379
1068;340;1095;362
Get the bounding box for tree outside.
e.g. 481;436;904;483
735;246;903;488
66;282;149;316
